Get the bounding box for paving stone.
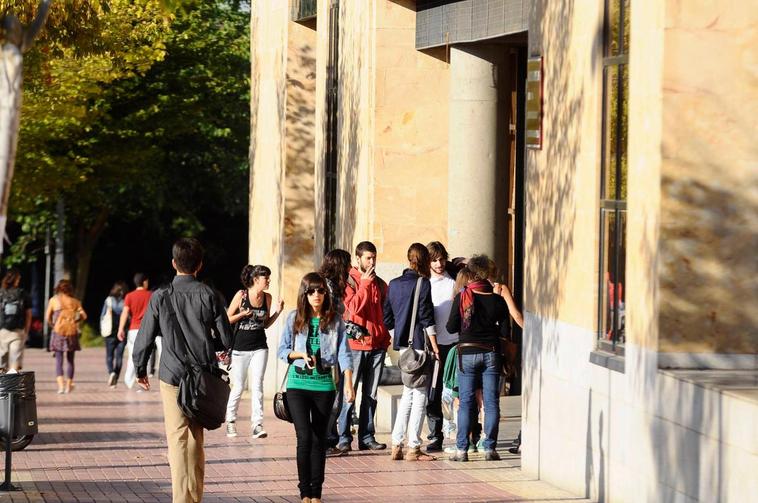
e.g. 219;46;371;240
1;348;588;502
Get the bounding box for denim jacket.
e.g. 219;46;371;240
277;310;353;372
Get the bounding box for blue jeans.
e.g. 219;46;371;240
338;348;385;446
105;335;126;377
456;351;501;452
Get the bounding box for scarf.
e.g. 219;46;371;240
460;280;493;332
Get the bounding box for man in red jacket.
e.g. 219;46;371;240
335;241;390;453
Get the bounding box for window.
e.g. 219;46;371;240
597;0;629;354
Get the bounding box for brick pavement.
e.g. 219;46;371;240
1;348;588;503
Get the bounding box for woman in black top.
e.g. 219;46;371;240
224;264;284;439
446;255;511;461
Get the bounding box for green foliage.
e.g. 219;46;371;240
79;321;105;348
7;0;250;284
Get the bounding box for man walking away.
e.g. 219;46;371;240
336;241;390;453
424;242;457;452
118;272;152;389
133;238;232;503
0;268;32;372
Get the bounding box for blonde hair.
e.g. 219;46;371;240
454;267;476;296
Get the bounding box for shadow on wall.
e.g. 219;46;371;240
659;169;758;353
335;3;361;250
521;0;587;473
284;39;317;290
249;7;287;278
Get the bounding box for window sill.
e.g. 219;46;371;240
590;350;625;373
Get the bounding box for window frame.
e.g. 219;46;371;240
596;0;629;359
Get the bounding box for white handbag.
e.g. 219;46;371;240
100;297;113;337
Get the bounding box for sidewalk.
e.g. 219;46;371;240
2;348;588;502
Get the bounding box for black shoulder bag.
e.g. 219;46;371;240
273;327;295;423
166;285;231;430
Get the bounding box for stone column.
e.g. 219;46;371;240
447;45;500;259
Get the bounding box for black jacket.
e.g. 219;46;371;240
383;269;436;351
133;275;233;386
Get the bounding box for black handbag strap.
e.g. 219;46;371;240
407;277;424;350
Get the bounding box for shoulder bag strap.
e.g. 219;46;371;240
279;319;297;392
407;277;423;349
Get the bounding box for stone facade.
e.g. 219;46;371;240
249;1;757;501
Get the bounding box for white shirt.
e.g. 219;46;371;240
430;272;457;345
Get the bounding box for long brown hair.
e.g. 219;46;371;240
293;272;337;334
454;267;476;296
319;249;351;298
1;268;20;289
407;242;431;278
55;279;74;296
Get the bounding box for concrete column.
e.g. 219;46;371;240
447;46;501;259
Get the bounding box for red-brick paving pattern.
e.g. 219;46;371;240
1;348;569;503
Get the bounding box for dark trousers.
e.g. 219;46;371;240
288;388;336;499
426;343;454;443
105;335;126;377
55;351;75;378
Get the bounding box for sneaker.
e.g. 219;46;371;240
107;372;117;386
467;443;478;454
508;445;521;455
252;425;268;439
484;450;501;461
426;440;443;452
444;446;457;454
326;446;347;457
226;422;237;437
448;450;468;462
336;442;352;454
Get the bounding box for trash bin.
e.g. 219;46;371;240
0;371;38;451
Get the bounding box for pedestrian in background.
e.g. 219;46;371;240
278;272;355;503
225;264;283;439
133;238;233;503
446;254;514;462
335;241;390;454
101;281;127;387
0;268;32;372
384;243;439;461
424;241;457;452
46;279;87;394
118;272;153;389
318;248;353;455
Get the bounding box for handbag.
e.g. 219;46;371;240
273;328;295;423
166;285;230;430
397;277;430;389
100;297;113;337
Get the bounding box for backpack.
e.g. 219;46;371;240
0;288;26;330
53;295;81;337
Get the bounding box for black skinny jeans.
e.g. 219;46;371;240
288;388;336;499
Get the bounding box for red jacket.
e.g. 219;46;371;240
343;267;390;351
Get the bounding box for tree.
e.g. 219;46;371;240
9;0;249;301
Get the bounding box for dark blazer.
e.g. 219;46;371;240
383;269;435;351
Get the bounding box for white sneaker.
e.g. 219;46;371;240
252;425;267;439
226;422;237;437
108;372;117;386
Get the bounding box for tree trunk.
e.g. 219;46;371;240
74;208;109;302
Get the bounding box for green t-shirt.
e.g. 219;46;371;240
287;317;336;392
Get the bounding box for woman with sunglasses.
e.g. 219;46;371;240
278;272;355;503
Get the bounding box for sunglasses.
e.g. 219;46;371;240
306;287;326;296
